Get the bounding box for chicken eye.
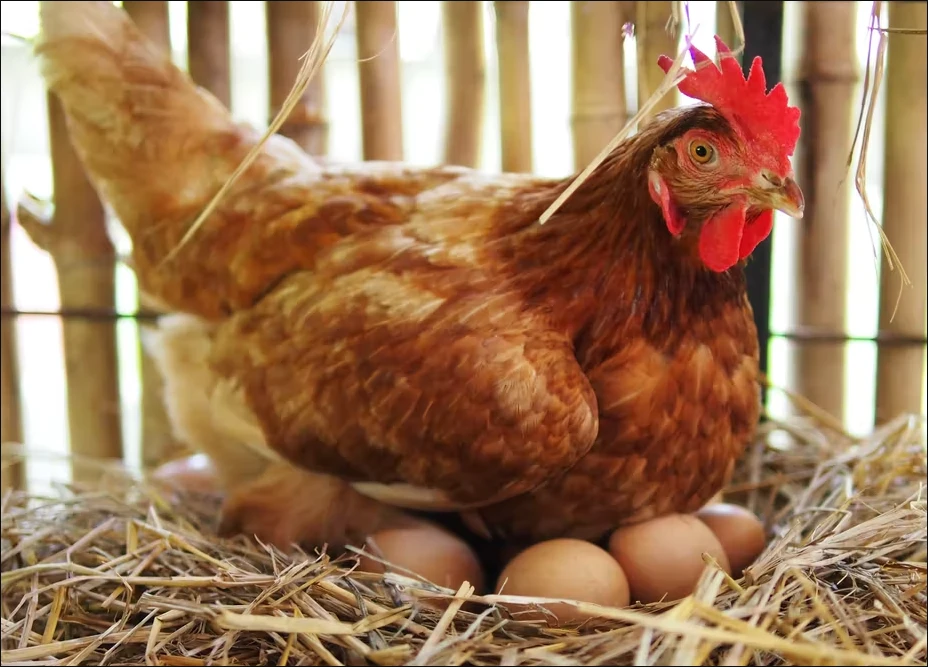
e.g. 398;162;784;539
688;140;715;165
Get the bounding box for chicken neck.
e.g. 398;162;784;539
490;128;749;368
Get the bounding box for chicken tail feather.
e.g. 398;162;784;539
36;1;320;317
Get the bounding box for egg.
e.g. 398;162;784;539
357;522;485;593
151;453;219;496
496;538;630;625
608;514;731;604
696;503;766;576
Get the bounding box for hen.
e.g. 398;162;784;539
33;2;803;548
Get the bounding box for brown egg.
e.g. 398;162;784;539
151;454;219;495
608;514;731;604
496;538;630;625
696;503;766;576
358;523;485;593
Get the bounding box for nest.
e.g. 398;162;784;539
2;414;926;666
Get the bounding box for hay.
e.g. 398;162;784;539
2;414;925;666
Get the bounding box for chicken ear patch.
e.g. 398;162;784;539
699;202;747;272
648;171;685;236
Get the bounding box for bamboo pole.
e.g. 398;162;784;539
123;0;177;470
355;1;404;161
123;1;171;52
442;1;486;168
875;1;927;423
267;1;328;156
17;96;123;484
494;1;532;173
138;322;181;469
715;1;741;58
571;2;628;169
187;1;231;108
635;1;679;121
790;2;859;422
1;160;24;492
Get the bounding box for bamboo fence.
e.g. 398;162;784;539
494;1;533;173
355;1;404;161
875;0;928;423
790;1;859;420
186;1;231;108
16;94;124;486
442;1;486;167
570;1;631;169
267;0;329;156
636;1;679;121
1;159;23;493
0;0;924;485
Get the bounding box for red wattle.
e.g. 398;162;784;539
698;203;747;272
739;209;774;259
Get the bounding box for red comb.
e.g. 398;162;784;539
658;36;801;170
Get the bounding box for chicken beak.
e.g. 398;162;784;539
769;177;805;219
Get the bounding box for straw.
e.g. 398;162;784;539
2;411;924;666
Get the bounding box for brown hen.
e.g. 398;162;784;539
32;1;803;548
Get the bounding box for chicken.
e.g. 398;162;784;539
33;2;803;548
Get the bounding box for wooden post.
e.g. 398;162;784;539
355;1;404;161
793;2;859;420
123;0;177;470
442;1;486;168
1;161;24;492
494;1;533;173
635;1;679;121
570;1;628;169
267;1;329;156
875;1;927;423
791;1;859;421
123;1;171;52
187;1;231;108
17;96;124;484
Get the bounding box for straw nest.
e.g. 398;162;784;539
1;412;926;666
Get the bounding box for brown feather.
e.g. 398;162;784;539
35;0;763;545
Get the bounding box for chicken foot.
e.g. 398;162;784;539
215;461;414;550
